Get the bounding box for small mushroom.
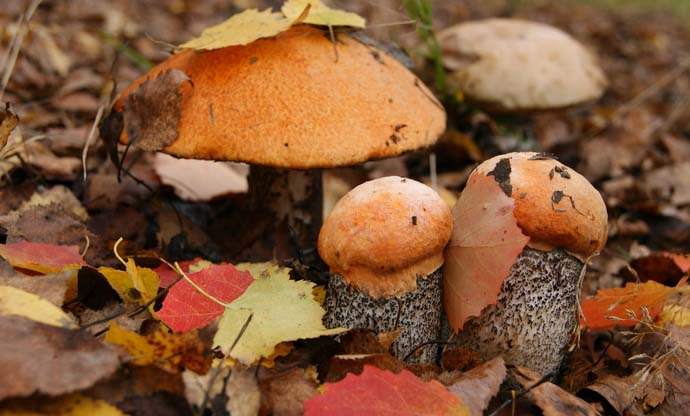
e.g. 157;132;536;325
107;25;445;263
445;152;608;376
318;176;453;363
439;18;607;112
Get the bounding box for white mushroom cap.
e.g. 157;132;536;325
439;18;607;112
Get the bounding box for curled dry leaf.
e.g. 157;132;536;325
513;366;600;416
153;153;248;201
123;69;191;152
0;104;19;150
0;315;119;400
156;263;253;332
444;173;529;330
580;281;676;330
0;241;84;274
447;357;507;416
226;367;261;416
98;259;160;305
259;366;318;416
0;285;77;328
304;365;470;416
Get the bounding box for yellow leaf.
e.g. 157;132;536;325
0;285;76;329
0;394;124;416
98;261;159;305
180;8;295;50
282;0;365;28
214;263;345;364
104;322;211;373
659;303;690;326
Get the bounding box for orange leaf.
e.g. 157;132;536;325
580;281;675;329
0;242;85;274
304;365;469;416
443;173;529;331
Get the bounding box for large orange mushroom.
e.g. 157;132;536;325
103;24;446;261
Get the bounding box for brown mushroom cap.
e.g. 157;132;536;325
474;152;607;259
439;18;607;112
318;176;453;298
114;25;446;168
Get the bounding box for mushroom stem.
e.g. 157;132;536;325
325;269;443;364
225;167;323;264
452;247;584;376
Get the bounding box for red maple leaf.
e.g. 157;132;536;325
156;263;253;332
153;258;201;288
0;242;85;274
304;365;469;416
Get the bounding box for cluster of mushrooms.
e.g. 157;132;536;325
109;18;608;377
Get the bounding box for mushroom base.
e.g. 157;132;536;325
324;269;442;364
452;247;583;377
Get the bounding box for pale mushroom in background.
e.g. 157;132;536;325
439;18;607;112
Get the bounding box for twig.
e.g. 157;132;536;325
0;0;43;101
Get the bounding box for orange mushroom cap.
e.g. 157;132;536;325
113;25;446;168
318;176;453;298
473;152;608;259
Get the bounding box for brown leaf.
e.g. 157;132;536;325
447;357;507;416
514;366;600;416
0;268;73;306
124;69;190;151
579;375;638;415
259;367;318;416
226;367;261;416
0;315;120;400
325;353;405;383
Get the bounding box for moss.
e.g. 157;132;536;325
452;247;583;376
324;269;443;363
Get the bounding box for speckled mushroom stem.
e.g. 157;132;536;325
324;269;443;364
227;167;323;264
452;247;584;377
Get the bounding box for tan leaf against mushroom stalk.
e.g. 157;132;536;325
444;152;608;377
439;18;607;112
106;23;446;263
319;177;453;363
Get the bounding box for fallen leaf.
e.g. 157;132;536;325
0;269;74;307
0;242;84;274
259;366;318;416
98;259;160;305
226;367;261;416
0;394;125;415
581;281;676;329
304;365;469;416
179;8;295;50
104;322;211;374
443;172;529;331
0;285;77;328
182;368;226;410
447;357;507;416
157;263;253;332
123;69;190;152
0;315;119;400
214;263;344;364
0;105;19;150
513;366;599;416
153;258;201;288
154;154;248;201
282;0;365;28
